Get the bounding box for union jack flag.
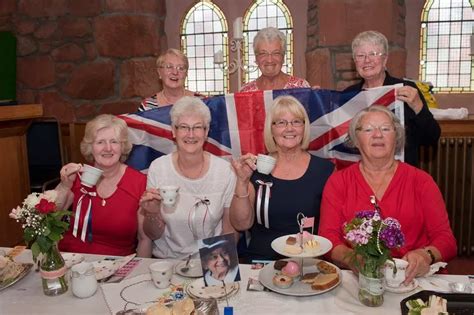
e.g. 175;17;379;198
120;85;403;172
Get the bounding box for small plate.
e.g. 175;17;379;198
92;254;136;280
62;253;85;269
271;234;333;258
175;259;203;278
186;278;239;300
385;279;419;294
0;263;33;291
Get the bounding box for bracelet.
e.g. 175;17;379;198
234;192;249;199
424;247;435;264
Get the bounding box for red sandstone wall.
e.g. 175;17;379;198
306;0;406;91
0;0;165;122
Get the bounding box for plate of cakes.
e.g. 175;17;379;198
258;258;341;296
271;232;332;258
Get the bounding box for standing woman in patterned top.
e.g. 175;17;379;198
138;49;202;111
240;27;310;92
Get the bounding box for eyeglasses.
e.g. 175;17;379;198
159;64;187;73
272;119;305;128
256;51;284;59
353;51;385;62
175;124;207;133
356;124;395;135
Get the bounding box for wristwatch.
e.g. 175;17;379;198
424;247;435;264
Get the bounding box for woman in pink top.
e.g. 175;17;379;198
318;106;456;285
240;27;310;92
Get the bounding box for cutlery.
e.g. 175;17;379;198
180;254;192;273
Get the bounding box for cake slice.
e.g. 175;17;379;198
311;273;339;290
316;261;337;274
301;272;319;284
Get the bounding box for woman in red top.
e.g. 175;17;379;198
318;106;456;285
56;114;148;256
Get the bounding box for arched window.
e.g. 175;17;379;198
243;0;293;84
420;0;473;92
181;1;227;95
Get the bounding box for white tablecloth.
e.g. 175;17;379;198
0;248;471;315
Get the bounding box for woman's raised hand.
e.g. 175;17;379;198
231;153;257;183
139;188;162;214
396;85;423;114
59;163;82;189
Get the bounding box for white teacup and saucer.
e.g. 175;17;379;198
384;258;418;293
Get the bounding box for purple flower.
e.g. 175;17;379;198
355;210;375;219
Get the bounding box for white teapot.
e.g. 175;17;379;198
71;262;97;298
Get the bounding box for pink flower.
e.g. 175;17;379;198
36;198;56;214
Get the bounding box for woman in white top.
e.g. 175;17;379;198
139;96;237;258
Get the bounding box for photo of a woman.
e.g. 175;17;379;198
198;234;241;286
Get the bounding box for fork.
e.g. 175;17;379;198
180;254;192;273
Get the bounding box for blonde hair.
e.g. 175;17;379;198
80;114;132;163
156;48;189;69
264;95;310;153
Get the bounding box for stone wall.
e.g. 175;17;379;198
0;0;165;122
306;0;406;90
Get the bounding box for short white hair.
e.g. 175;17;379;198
170;96;211;127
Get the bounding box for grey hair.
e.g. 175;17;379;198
264;95;310;153
346;105;405;155
80;114;132;163
170;96;211;127
253;27;286;56
351;30;388;55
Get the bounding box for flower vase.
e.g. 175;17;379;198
40;243;68;296
358;271;384;307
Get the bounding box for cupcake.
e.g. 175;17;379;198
272;274;293;289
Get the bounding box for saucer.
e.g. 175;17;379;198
62;253;85;269
385;279;418;293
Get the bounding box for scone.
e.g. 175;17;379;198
317;260;337;274
311;273;339;290
286;236;297;245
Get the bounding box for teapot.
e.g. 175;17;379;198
71;262;97;298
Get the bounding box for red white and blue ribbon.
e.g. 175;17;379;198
73;187;96;242
256;180;272;229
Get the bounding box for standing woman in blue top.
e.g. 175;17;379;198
229;95;334;261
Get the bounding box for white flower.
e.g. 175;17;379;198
23;193;41;209
43;190;58;202
9;206;23;219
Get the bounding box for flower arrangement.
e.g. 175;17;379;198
9;190;71;261
344;209;405;277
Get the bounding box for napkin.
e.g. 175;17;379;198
430;108;469;120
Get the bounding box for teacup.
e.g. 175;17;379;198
159;186;179;208
71;262;98;298
384;258;408;288
149;261;174;289
80;165;103;188
256;154;276;175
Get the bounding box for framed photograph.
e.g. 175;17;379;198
198;233;241;286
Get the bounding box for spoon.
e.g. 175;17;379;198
180;254;192;273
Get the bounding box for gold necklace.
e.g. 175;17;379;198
360;161;396;198
161;89;184;105
176;155;205;179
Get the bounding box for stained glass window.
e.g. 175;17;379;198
181;1;227;95
420;0;473;92
243;0;293;84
